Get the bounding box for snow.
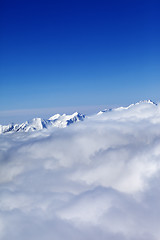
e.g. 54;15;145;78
1;100;157;135
49;114;61;120
0;112;85;134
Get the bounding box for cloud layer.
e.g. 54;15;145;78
0;101;160;240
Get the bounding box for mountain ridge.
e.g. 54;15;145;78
0;100;158;134
0;112;85;134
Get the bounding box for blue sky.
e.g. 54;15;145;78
0;0;160;118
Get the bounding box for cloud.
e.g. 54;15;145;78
0;101;160;239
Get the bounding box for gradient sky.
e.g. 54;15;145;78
1;0;160;114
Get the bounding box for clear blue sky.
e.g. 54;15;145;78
0;0;160;113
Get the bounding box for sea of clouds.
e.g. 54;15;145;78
0;101;160;240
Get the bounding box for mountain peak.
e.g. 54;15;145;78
0;112;85;134
49;114;61;121
97;100;157;115
0;100;158;135
135;99;157;105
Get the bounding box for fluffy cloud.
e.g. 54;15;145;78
0;101;160;240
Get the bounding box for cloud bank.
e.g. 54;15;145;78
0;101;160;240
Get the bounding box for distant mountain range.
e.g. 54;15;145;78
0;112;85;134
0;100;158;134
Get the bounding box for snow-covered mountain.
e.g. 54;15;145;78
0;100;159;134
97;100;157;115
95;100;159;122
0;112;85;134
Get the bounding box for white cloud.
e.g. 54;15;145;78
0;101;160;239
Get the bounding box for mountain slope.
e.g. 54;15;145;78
0;112;85;134
0;100;159;134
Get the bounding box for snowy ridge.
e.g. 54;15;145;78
97;99;157;115
115;99;157;111
0;112;85;134
0;100;159;134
